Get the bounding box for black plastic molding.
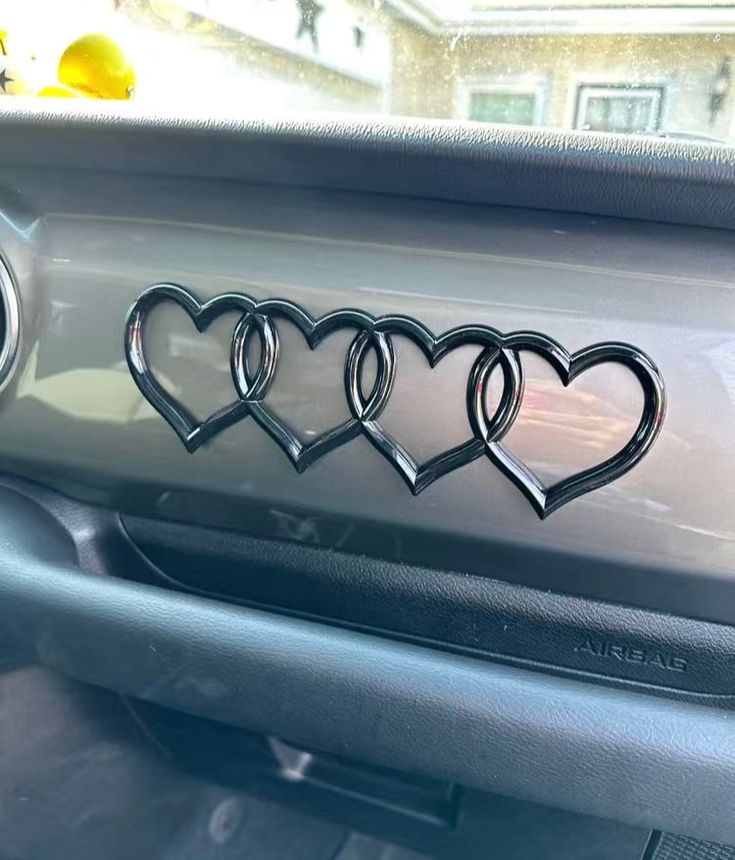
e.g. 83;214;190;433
1;535;735;844
1;102;734;229
122;514;735;703
0;484;734;843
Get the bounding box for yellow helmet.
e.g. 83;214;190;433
56;33;135;100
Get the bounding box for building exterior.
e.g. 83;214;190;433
121;0;735;140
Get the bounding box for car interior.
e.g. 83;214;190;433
1;2;735;858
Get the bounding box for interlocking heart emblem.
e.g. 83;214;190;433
125;283;666;518
125;285;258;452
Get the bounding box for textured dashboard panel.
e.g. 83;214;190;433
3;519;735;845
647;833;735;860
2;102;735;229
122;513;735;702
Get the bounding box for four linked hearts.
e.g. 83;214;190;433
125;284;666;518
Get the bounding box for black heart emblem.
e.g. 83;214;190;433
479;332;666;519
125;284;260;452
125;285;666;518
231;301;392;473
359;317;524;494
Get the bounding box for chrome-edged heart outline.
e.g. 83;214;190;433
231;303;395;473
125;284;269;452
475;332;667;519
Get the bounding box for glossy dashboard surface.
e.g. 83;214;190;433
0;114;732;623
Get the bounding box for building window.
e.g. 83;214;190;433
457;79;546;126
469;90;538;125
575;85;664;134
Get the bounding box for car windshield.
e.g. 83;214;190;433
2;0;733;142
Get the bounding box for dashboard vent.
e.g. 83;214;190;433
0;257;20;393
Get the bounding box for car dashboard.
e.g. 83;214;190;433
0;103;734;858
